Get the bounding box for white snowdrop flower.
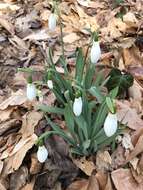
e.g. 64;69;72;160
37;145;48;163
48;13;57;31
90;41;101;64
104;112;118;137
26;83;36;101
73;97;83;116
47;80;53;89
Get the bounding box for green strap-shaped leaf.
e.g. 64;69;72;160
75;48;85;83
38;104;64;115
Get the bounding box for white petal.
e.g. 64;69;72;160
104;113;118;137
73;97;83;116
48;14;57;31
47;80;53;89
90;41;101;64
37;146;48;163
26;83;36;101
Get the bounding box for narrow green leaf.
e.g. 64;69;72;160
38;104;64;114
88;86;104;103
106;97;114;113
75;48;84;83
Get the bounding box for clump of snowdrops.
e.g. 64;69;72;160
19;1;123;163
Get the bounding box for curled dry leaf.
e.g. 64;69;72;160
2;134;37;175
112;168;143;190
73;157;96;176
30;153;42;175
0;90;27;110
116;100;143;130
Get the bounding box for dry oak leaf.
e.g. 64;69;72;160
2;134;37;175
73;157;96;176
111;168;143;190
116;100;143;130
0;90;27;110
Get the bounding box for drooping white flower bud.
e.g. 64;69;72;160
90;41;101;64
37;145;48;163
47;80;53;89
48;13;57;31
26;83;36;101
104;112;118;137
73;97;83;116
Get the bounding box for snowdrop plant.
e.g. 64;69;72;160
35;46;122;156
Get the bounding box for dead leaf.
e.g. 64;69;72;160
96;151;112;172
0;160;4;174
9;166;28;190
73;157;96;176
20;111;43;139
0;107;14;122
66;179;88;190
0;16;15;35
104;174;113;190
126;134;143;162
0;90;27;110
95;171;107;190
0;3;20;11
116;100;143;130
86;172;99;190
123;12;138;28
112;168;143;190
30;153;41;174
21;177;35;190
2;134;37;175
63;33;80;44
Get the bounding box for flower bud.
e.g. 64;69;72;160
73;97;83;116
48;13;57;31
47;80;53;89
104;112;118;137
37;145;48;163
26;83;36;101
90;41;101;64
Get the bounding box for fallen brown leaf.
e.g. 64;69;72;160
66;179;88;190
116;100;143;130
112;168;143;190
96;151;112;172
0;16;15;35
0;90;27;110
73;157;96;176
86;172;99;190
